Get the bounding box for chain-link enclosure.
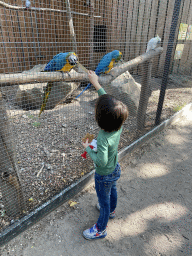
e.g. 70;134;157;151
0;0;191;234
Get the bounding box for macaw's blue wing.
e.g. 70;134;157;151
40;52;78;116
95;52;114;75
44;53;69;72
76;50;122;99
76;52;114;99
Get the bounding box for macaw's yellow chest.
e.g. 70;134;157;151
59;62;73;72
105;59;115;74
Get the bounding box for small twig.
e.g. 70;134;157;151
37;162;45;177
182;234;189;240
43;147;50;158
121;136;128;143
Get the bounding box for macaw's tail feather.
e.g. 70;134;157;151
76;83;92;99
39;82;53;117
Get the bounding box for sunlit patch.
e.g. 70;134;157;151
185;108;192;120
147;232;184;254
113;202;188;237
140;202;187;222
119;213;147;236
176;104;192;121
166;134;186;145
139;163;169;178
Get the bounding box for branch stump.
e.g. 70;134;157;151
137;60;153;130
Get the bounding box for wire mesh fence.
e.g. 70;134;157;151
0;0;191;233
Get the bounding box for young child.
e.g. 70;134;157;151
82;70;129;240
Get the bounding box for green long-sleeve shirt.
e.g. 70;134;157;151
86;88;123;175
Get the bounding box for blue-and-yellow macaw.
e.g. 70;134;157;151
39;52;78;117
76;50;122;99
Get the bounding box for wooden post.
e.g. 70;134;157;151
0;92;25;216
65;0;77;53
89;0;94;70
137;60;153;130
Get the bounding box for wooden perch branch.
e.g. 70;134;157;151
0;47;163;86
0;71;88;85
65;0;77;53
109;47;163;80
0;0;101;17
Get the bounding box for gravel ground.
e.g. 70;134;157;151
0;97;191;256
0;76;191;232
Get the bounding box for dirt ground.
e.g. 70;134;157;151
0;103;191;255
0;75;191;226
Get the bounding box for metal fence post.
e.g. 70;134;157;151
89;0;94;70
155;0;182;125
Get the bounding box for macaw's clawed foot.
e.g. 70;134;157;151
109;73;115;79
67;71;72;78
59;71;71;80
60;71;65;80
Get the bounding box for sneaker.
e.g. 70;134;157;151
96;203;116;219
83;224;107;240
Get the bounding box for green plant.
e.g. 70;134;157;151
32;122;41;127
28;114;35;119
173;103;186;112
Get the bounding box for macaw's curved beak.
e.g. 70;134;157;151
68;55;78;66
115;52;123;62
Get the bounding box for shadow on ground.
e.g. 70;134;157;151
0;114;192;255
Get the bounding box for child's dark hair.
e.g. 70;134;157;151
95;94;129;132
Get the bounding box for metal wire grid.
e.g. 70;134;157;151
0;0;191;230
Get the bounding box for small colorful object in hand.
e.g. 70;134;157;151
81;139;97;159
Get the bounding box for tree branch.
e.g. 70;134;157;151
65;0;77;53
99;47;163;85
0;0;101;17
0;71;88;86
0;47;163;86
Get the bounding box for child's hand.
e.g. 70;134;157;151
88;70;101;91
88;70;99;85
82;138;90;149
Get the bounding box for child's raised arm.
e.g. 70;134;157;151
88;70;102;91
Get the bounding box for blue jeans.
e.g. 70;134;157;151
95;163;121;231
